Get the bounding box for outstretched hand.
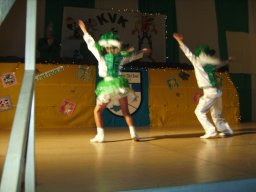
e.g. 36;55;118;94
142;48;151;55
228;56;233;62
78;19;87;34
173;33;183;41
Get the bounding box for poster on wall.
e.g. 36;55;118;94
61;7;166;62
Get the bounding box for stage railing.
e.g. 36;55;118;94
0;0;37;191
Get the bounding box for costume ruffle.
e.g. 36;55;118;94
95;76;136;106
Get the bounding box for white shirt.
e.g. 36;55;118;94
179;43;222;88
83;33;107;77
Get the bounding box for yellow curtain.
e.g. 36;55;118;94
0;63;96;130
148;68;240;128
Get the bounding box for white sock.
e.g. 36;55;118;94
129;126;137;138
90;127;105;142
97;127;104;135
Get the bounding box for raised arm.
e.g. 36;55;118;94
78;19;87;34
173;33;198;66
173;33;184;47
78;19;107;77
121;48;151;65
215;56;233;69
78;20;102;61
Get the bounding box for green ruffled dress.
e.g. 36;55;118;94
96;52;136;106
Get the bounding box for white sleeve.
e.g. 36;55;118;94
179;43;198;66
83;33;107;77
98;58;107;77
83;33;101;62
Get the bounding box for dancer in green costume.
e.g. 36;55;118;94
79;20;150;142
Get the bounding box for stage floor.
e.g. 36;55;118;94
1;123;256;192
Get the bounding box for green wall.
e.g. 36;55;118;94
215;0;251;121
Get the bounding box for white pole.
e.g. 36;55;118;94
25;92;36;192
25;0;37;71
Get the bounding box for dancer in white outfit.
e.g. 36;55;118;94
173;33;233;139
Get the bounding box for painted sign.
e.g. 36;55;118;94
107;71;142;116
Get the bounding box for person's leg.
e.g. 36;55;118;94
90;103;107;143
195;88;218;139
94;103;107;128
210;93;233;137
119;96;139;141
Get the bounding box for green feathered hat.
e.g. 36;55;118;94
98;32;121;48
194;45;216;57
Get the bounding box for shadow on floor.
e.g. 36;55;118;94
103;128;256;143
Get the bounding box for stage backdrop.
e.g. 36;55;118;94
60;7;166;62
0;63;150;130
0;63;239;130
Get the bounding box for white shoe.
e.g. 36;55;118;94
219;127;233;137
200;132;217;139
90;134;104;143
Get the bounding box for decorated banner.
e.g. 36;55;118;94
1;72;17;88
107;71;142;116
0;95;12;112
35;66;64;81
61;7;166;62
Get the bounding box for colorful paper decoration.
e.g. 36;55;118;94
1;72;17;88
77;65;92;80
193;92;203;103
178;70;190;80
166;78;179;90
0;95;12;112
60;99;76;115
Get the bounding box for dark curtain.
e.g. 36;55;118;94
139;0;178;63
215;0;251;121
215;0;248;59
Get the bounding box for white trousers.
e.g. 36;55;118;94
195;87;230;133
